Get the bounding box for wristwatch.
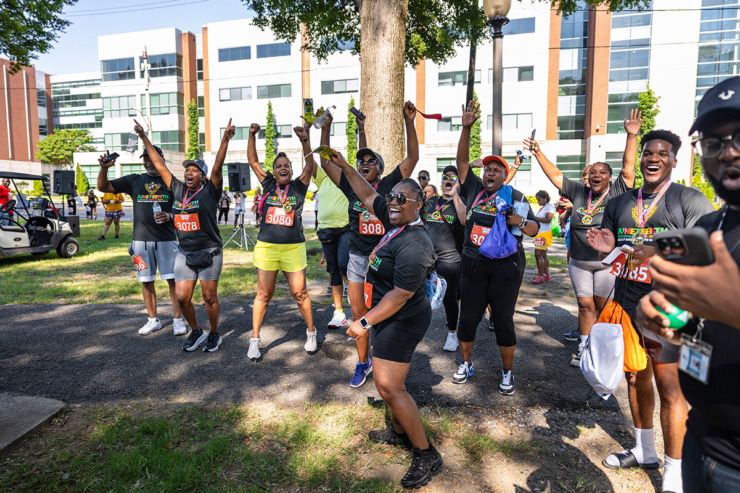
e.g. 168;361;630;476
519;217;528;228
359;316;372;330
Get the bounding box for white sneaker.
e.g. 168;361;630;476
247;337;262;360
172;318;187;336
327;310;349;329
138;318;161;335
443;332;458;351
305;329;318;352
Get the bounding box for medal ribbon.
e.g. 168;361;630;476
369;225;407;259
435;197;452;213
470;189;499;211
182;185;204;210
276;183;290;205
585;187;610;215
636;182;671;228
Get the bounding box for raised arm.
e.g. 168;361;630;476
295;125;315;186
97;151;117;193
525;138;563;191
247;123;267;183
134;119;172;188
330;151;380;216
397;101;419;178
621;108;643;188
456;100;480;185
504;153;521;185
317;111;343;185
211;118;235;189
451;181;467;225
357;110;367;149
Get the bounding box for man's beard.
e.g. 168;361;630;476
707;172;740;206
145;169;159;177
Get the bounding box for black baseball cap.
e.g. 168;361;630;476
183;159;209;176
442;165;458;175
140;145;164;159
356;147;385;170
690;76;740;134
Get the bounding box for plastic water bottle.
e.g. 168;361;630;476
312;105;336;129
126;132;139;153
510;199;531;236
152;201;162;223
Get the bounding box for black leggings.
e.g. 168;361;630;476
457;248;525;347
218;208;229;223
436;260;461;332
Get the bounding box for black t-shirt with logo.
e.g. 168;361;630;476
170;178;223;251
460;167;536;260
339;166;404;256
424;196;462;263
681;207;740;469
257;173;309;244
561;174;631;262
365;195;436;321
600;184;713;312
110;173;176;242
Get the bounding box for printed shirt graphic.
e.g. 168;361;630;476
110;174;176;242
170;177;223;251
257;172;308;245
424;196;462;263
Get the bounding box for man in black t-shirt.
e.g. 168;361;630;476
588;130;714;493
637;76;740;492
98;145;185;337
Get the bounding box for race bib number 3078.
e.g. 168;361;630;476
610;252;651;284
174;213;201;232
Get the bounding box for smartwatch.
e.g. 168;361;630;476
359;316;372;330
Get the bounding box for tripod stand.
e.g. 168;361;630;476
224;210;256;251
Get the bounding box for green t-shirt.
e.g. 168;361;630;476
313;167;349;229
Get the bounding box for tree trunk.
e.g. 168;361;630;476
359;0;407;174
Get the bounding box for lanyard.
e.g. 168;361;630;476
471;189;499;210
436;197;452;213
370;225;406;259
636;182;671;228
183;185;204;210
585;187;610;215
276;183;290;204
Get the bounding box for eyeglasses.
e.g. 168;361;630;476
385;192;419;204
357;158;379;166
692;132;740;158
442;174;458;181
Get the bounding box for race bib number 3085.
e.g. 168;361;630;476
610;252;651;284
265;206;295;226
470;224;491;247
174;213;201;232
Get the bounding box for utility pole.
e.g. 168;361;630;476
141;47;153;140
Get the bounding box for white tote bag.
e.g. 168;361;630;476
580;322;625;399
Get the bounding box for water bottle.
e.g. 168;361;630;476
312;105;336;129
152;201;162;223
126;132;139;153
510;199;530;236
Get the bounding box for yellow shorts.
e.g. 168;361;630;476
533;230;553;250
253;241;307;272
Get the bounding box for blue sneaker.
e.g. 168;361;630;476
350;360;372;388
452;360;474;384
563;329;580;342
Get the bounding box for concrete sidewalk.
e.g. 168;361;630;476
0;394;65;451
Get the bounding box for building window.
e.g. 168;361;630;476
105;133;132;151
438;70;481;86
606;93;639;133
330;122;346;136
256;42;291;58
557;155;587;180
152;130;184;152
501;66;534;83
140;53;182;78
218;46;251;62
487;113;533;130
558;1;589;140
604;151;623;170
38;117;48;136
321;79;359;94
140;93;184;116
502;17;536;35
37;88;47;107
196;59;203;80
101;57;136;82
199;132;205;153
257;84;291;99
696;0;740;100
51;79;100;90
121;164;146;175
436;158;456;173
103;95;137;118
54;122;103;130
258;125;292;139
222;127;250;140
53;92;101;109
219;87;251;101
197;95;204;117
437;116;463;132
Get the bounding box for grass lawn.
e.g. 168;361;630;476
0;221;324;305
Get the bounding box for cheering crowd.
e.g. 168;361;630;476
94;77;740;491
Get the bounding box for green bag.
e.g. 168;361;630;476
551;213;560;237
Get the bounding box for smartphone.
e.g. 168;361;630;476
654;228;714;266
350;107;365;121
104;152;120;163
311;145;338;160
530;129;536;141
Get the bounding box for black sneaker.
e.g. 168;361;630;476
203;332;222;352
368;428;413;449
97;235;105;240
182;328;207;351
400;445;443;489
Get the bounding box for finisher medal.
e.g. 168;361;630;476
581;213;593;225
283;202;292;213
632;231;646;246
431;211;441;221
361;211;371;221
466;210;472;220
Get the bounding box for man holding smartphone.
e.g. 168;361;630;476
587;129;713;493
97;145;185;337
637;76;740;492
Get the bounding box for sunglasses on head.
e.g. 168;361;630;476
442;174;458;181
385;192;418;204
357;158;379;166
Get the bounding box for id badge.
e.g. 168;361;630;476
679;334;713;384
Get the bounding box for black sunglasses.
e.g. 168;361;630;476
385;192;419;204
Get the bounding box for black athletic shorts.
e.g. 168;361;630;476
372;307;432;363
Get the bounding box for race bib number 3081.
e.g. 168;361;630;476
174;213;201;232
470;224;491;247
359;214;384;236
610;252;651;284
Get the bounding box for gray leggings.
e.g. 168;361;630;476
567;258;615;299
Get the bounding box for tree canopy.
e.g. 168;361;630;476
0;0;77;73
35;129;96;168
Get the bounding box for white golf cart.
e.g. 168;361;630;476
0;172;79;258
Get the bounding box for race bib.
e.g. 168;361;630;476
174;213;201;232
364;281;373;309
533;236;547;248
359;213;384;236
470;224;491;247
132;254;147;271
610;252;651;284
265;206;295;227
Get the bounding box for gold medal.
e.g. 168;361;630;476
283;202;292;213
632;231;646;245
466;209;472;220
361;211;370;221
431;211;441;221
581;214;593;225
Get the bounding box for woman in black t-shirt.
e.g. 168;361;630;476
330;152;442;490
135;118;235;354
245;123;317;360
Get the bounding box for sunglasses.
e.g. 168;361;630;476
385;192;419;204
442;174;458;181
418;175;429;180
357;158;379;166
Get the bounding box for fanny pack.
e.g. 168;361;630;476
185;248;220;269
316;224;350;243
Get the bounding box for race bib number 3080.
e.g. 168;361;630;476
610;252;651;284
174;213;201;232
265;206;295;226
470;224;491;247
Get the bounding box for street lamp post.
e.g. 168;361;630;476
483;0;511;157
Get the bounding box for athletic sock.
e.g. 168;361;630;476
149;317;158;322
662;456;682;493
631;427;658;464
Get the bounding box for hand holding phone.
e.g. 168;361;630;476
654;228;714;266
104;152;120;163
350;107;365;121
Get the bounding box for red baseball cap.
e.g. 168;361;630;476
482;155;509;175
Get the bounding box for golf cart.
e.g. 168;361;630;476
0;172;79;259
